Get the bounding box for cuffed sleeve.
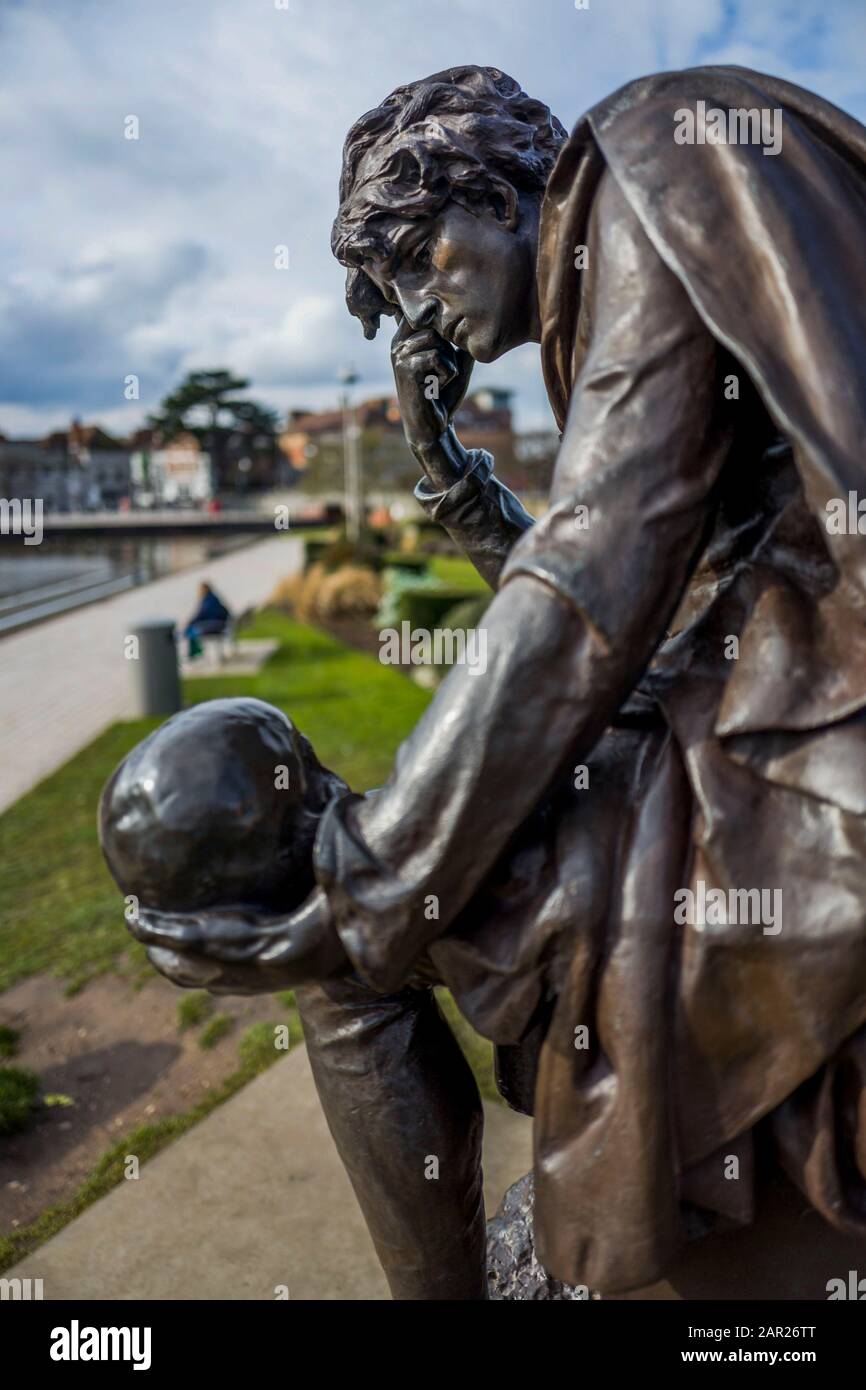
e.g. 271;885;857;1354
414;448;535;588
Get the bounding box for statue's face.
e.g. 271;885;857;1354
365;201;538;361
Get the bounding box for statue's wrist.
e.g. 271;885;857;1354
411;426;470;491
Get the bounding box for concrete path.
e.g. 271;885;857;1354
0;536;300;813
7;1044;532;1300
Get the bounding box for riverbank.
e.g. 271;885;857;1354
0;533;256;636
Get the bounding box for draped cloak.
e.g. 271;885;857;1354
315;66;866;1291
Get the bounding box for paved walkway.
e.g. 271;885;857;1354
0;536;300;813
7;1044;532;1300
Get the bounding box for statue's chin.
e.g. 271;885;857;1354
466;334;494;363
465;326;510;363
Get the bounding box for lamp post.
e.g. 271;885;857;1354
339;366;362;542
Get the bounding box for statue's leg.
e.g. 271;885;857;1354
294;975;487;1300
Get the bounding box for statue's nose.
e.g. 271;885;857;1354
396;290;438;331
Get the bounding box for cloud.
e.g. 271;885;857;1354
0;240;210;410
1;0;864;437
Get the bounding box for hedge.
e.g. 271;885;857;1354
394;585;483;632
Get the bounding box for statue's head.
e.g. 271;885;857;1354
99;697;346;914
332;65;566;361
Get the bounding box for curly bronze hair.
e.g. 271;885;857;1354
332;65;567;339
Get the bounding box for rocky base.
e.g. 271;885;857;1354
486;1173;593;1300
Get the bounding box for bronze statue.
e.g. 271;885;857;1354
103;64;866;1299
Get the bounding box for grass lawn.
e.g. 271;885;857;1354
0;603;502;1270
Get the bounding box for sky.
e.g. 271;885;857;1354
2;0;865;438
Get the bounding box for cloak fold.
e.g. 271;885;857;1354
521;65;866;1290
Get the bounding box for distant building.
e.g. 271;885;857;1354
453;388;518;481
130;431;212;507
279;388;551;495
280;396;412;493
0;419;135;512
59;420;133;510
219;424;284;492
0;437;69;511
513;429;560;494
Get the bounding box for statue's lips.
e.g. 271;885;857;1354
443;316;465;345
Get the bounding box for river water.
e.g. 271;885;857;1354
0;535;254;635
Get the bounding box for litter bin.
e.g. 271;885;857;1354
131;620;182;716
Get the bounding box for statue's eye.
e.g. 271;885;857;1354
413;242;432;271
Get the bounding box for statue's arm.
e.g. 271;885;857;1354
411;433;535;589
313;169;734;993
389;314;534;587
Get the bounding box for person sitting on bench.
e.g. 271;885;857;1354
184;581;231;659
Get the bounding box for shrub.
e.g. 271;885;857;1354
269;572;305;612
380;550;430;578
311;530;388;574
268;563;329;621
395;586;483;633
319;536;363;570
0;1025;20;1059
293;562;328;622
315;565;382;620
379;553;429;574
376;568;445;628
0;1067;40;1135
274;563;382;623
303;537;332;570
440;595;491;634
432;594;491;681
